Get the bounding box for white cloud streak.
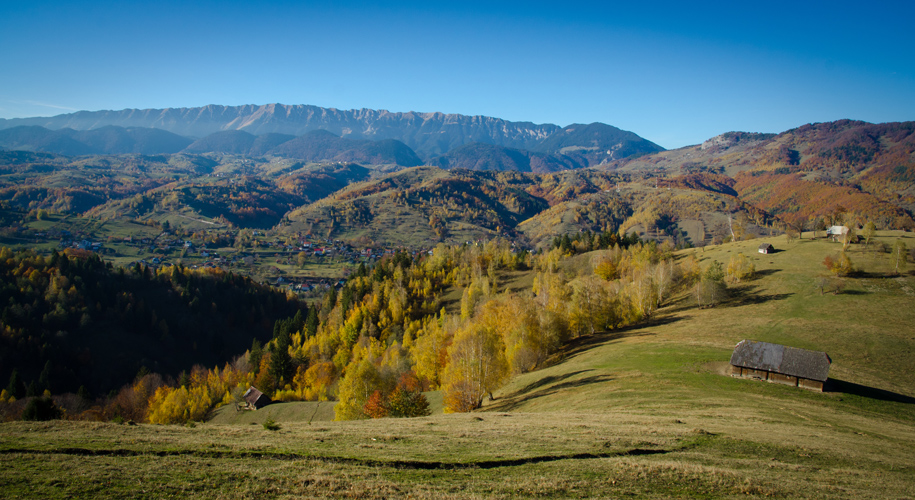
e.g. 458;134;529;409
20;100;79;112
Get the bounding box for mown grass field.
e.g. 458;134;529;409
1;233;914;498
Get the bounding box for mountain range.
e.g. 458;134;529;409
0;105;912;234
0;103;664;164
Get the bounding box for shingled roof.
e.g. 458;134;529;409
243;386;272;409
730;340;831;382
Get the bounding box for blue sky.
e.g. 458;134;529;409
1;0;913;149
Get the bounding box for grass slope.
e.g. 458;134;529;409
2;234;914;498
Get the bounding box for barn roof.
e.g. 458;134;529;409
730;340;831;382
243;387;266;405
758;243;773;250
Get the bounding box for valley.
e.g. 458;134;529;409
0;108;913;499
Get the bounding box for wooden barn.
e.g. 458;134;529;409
242;387;272;410
729;340;831;391
758;243;774;254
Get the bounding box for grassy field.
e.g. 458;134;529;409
1;234;914;498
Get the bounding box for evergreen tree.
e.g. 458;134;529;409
269;330;293;391
340;286;353;315
6;369;24;399
38;360;52;394
249;339;264;373
304;305;319;338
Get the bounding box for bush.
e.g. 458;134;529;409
823;252;853;276
263;415;280;431
22;397;61;421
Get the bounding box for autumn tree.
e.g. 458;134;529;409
569;275;614;335
409;312;451;388
695;260;727;307
862;221;877;248
334;355;384;420
387;372;431;418
363;372;431;419
363;390;389;418
823;252;853;276
312;362;338;400
841;226;857;251
726;253;755;283
442;323;507;412
652;259;678;307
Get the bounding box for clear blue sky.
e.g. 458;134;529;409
1;0;913;149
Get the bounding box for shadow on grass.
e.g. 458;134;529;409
825;379;915;405
721;285;792;307
559;316;679;361
485;319;687;412
488;374;616;412
754;268;781;277
0;445;677;471
514;370;595;394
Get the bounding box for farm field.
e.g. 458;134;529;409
2;234;914;498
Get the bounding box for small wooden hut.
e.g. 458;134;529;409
758;243;774;254
729;340;831;391
242;387;272;410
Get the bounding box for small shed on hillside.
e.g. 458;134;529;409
758;243;774;254
729;340;831;391
242;387;272;410
826;225;849;242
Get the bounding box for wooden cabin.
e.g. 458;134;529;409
242;387;272;410
758;243;774;254
729;340;831;391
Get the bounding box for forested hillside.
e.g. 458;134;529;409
0;248;302;400
603;120;915;229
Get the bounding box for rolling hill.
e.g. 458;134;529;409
427;142;586;173
2;233;913;498
0;125;193;155
278;166;779;249
601;120;915;228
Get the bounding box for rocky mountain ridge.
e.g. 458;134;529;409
0;103;663;160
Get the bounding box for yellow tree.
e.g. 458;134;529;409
569;275;613;336
409;314;451;389
334;354;384;420
298;361;336;401
726;253;755;283
625;267;657;321
442;323;507;412
862;221;877;248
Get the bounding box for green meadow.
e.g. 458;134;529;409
2;233;914;498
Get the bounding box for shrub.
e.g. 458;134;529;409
263;415;280;431
823;252;853;276
22;397;61;421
